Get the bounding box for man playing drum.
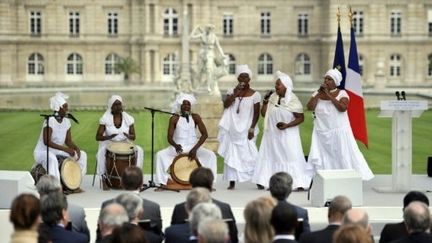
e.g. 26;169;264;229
155;93;217;189
96;95;144;190
33;92;87;184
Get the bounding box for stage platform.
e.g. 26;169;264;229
1;174;432;243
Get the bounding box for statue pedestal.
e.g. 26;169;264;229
194;94;223;152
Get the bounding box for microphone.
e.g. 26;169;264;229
181;112;190;123
66;113;79;124
264;90;274;100
395;91;401;100
401;91;406;101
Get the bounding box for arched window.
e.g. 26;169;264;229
358;54;364;76
295;53;311;75
227;54;236;75
162;53;178;76
428;54;432;77
389;54;401;77
105;53;121;75
163;8;178;36
258;53;273;75
67;53;83;74
28;53;44;75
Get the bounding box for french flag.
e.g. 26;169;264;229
345;26;368;148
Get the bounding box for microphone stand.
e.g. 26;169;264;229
141;107;180;192
39;113;58;175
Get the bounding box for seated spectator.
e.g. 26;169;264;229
343;208;371;234
198;219;229;243
271;201;298;243
110;222;148;243
9;194;40;243
243;196;277;243
333;224;373;243
190;203;223;243
97;203;129;243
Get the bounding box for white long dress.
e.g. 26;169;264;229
96;112;144;176
252;93;314;188
155;116;217;185
218;91;261;182
308;90;374;180
33;118;87;180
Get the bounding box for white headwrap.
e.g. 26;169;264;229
325;68;342;86
99;95;134;127
276;70;293;92
173;93;196;112
49;92;68;111
235;64;252;78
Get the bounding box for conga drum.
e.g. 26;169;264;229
169;154;201;186
59;157;82;191
105;141;137;189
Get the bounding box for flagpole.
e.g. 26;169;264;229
336;7;341;26
348;6;353;28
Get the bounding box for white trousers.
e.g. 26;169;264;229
33;149;87;180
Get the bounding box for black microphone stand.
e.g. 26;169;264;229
141;107;180;192
39;113;58;175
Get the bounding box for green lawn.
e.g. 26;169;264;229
0;110;430;175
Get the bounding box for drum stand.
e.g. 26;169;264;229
141;107;179;192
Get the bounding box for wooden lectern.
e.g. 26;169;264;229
374;100;428;193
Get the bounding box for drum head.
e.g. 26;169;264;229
60;158;82;190
171;154;201;185
107;142;135;155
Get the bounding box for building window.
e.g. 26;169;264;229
69;12;80;36
353;11;364;36
28;53;44;75
389;54;401;77
390;11;401;36
260;11;271;36
223;14;233;36
358;54;364;76
67;53;83;75
30;11;42;35
105;53;121;75
428;10;432;36
227;54;236;74
258;53;273;75
428;54;432;77
107;12;118;35
298;13;308;36
162;53;178;75
163;8;178;36
295;53;311;75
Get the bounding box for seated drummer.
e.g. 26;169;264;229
155;93;217;188
33;92;87;183
96;95;144;190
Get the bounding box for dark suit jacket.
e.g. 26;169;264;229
171;198;239;243
69;203;90;241
285;202;311;239
50;225;88;243
165;223;190;243
299;224;339;243
379;222;408;243
390;232;432;243
273;240;298;243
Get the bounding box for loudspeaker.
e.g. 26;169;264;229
310;169;363;207
428;157;432;177
0;171;38;209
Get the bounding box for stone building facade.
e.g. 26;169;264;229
0;0;431;88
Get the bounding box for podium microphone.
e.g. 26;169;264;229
181;112;190;123
66;113;79;124
395;91;401;100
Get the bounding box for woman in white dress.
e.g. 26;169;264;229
95;95;144;189
306;68;374;180
155;93;217;187
252;71;314;189
218;64;261;190
33;92;87;181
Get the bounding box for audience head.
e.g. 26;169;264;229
403;191;429;209
333;224;373;243
98;203;129;237
185;187;212;213
403;201;431;234
198;218;229;243
269;172;293;201
271;202;298;235
40;191;68;226
36;175;62;195
190;203;222;236
244;196;277;243
10;193;40;230
121;166;143;190
328;195;352;223
190;167;215;191
110;223;148;243
115;193;143;223
343;208;371;234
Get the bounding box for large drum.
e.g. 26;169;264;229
105;141;137;189
59;157;82;191
170;154;201;185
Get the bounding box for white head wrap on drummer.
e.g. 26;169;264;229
174;93;196;112
235;64;252;78
325;68;342;86
99;95;134;127
49;92;69;111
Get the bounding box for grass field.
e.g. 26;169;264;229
0;109;430;175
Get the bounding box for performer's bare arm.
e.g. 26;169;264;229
167;115;182;153
124;124;136;141
276;112;304;130
189;114;208;160
223;84;242;108
43;127;75;157
248;101;260;140
95;124;117;141
65;129;81;158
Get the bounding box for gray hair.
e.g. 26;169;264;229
343;208;369;229
329;195;352;217
36;175;62;195
198;218;229;243
189;203;222;236
403;201;431;233
98;203;129;229
40;191;68;226
185;187;212;212
269;172;293;201
115;193;143;222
